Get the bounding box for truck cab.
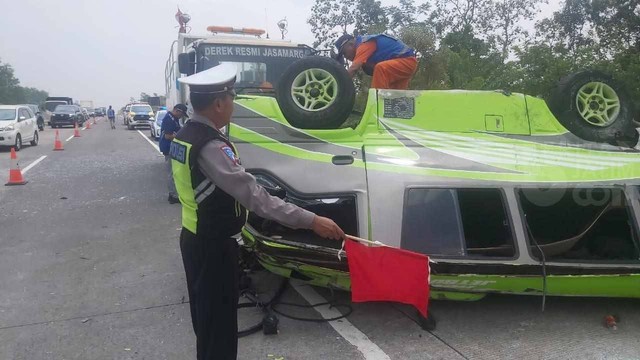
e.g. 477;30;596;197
165;26;313;110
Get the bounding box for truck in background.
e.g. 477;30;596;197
44;97;73;125
79;100;94;109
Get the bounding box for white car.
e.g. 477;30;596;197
150;110;167;140
125;103;154;130
0;105;39;151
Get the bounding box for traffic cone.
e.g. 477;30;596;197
53;130;64;151
86;120;91;129
74;122;81;137
5;148;27;186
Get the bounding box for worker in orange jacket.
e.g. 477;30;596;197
335;33;418;90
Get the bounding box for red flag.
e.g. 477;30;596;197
345;239;430;317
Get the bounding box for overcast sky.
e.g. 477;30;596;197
0;0;560;108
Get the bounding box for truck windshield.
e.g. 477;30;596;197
197;43;312;89
45;101;67;112
0;109;16;120
221;61;268;87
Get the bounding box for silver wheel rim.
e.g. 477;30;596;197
291;68;338;112
575;81;621;127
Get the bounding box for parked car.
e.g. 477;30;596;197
87;108;96;117
124;103;154;130
22;104;45;131
94;107;106;117
0;105;39;151
50;105;85;128
44;97;73;125
150;110;167;140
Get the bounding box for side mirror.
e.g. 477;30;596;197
18;116;26;121
178;52;196;75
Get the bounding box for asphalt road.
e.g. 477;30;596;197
1;118;639;360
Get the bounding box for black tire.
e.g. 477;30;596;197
276;56;355;129
30;131;38;146
548;70;638;146
14;134;22;151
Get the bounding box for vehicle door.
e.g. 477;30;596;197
363;90;523;243
25;108;37;136
360;90;532;296
17;108;33;141
74;107;82;123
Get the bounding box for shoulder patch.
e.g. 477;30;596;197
220;146;239;165
169;142;187;163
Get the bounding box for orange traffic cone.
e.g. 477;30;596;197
53;130;64;151
74;122;81;137
5;148;27;186
86;120;91;129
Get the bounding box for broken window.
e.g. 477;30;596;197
401;188;515;258
518;188;640;262
246;174;358;250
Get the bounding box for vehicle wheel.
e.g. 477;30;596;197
14;134;22;151
127;124;133;130
548;70;638;146
275;56;355;129
30;131;38;146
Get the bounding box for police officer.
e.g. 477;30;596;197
160;104;187;204
170;63;345;360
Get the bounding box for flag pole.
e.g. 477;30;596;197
345;234;388;247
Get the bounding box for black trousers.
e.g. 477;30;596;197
180;229;239;360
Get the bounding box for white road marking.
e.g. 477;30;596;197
136;130;161;154
22;155;47;174
65;135;75;142
290;280;391;360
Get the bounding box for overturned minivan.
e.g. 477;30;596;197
227;56;640;301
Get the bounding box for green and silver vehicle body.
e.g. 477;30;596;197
230;87;640;301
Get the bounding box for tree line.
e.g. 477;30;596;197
308;0;640;112
0;59;49;106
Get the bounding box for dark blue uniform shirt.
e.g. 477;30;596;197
159;112;181;155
